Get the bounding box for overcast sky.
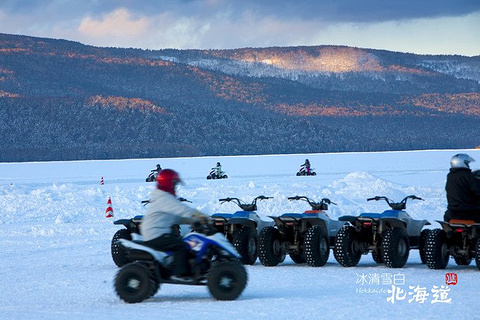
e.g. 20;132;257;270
1;0;479;56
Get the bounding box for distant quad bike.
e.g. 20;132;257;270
258;196;344;267
425;218;480;270
114;222;247;303
207;168;228;179
145;171;158;182
334;195;430;268
296;167;316;176
111;198;190;267
211;196;274;265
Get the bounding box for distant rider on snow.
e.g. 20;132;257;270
140;169;209;280
152;164;162;174
301;159;311;174
444;154;480;223
214;162;222;178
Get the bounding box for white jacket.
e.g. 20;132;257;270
140;188;199;241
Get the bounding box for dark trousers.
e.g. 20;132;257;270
444;209;480;223
144;233;190;276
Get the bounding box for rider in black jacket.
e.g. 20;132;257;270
444;154;480;222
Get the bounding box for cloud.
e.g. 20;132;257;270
78;7;149;38
0;0;479;55
234;0;480;23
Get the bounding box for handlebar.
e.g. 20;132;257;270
219;195;273;211
288;196;336;210
141;197;191;206
367;195;423;210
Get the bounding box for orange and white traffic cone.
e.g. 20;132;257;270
105;196;113;218
100;176;104;185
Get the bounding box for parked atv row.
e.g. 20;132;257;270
112;194;437;270
111;193;480;304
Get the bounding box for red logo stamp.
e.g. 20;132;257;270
445;273;458;285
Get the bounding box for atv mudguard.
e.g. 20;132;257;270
212;211;274;234
435;220;480;233
339;215;407;230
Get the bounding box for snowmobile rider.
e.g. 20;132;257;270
151;164;162;173
214;162;222;178
140;169;210;279
444;154;480;223
301;159;311;174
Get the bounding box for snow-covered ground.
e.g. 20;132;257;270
1;149;479;320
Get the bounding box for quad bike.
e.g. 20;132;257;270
111;198;190;267
334;195;430;268
114;221;248;303
146;171;159;182
425;218;480;270
258;196;343;267
207;169;228;179
211;196;274;265
296;166;316;176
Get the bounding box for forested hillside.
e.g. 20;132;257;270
1;33;479;161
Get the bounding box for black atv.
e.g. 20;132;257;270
296;166;316;176
334;195;430;268
211;196;273;265
207;168;228;179
111;198;190;267
258;197;342;267
425;218;480;270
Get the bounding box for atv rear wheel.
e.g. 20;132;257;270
372;250;383;264
334;225;362;267
207;261;247;301
115;263;159;303
232;227;258;265
111;229;133;267
305;225;330;267
258;226;284;266
382;227;410;268
419;229;430;264
425;229;449;269
475;238;480;270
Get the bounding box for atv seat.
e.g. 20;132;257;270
449;219;477;225
359;210;401;219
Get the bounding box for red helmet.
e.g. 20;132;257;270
156;169;182;195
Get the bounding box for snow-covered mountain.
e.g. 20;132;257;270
1;33;480;162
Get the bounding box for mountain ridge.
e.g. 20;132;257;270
1;33;479;162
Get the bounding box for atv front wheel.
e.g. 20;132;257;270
382;227;410;268
305;225;330;267
232;227;258;265
425;229;449;269
258;226;284;266
111;229;133;267
115;263;159;303
333;225;362;267
207;261;247;301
